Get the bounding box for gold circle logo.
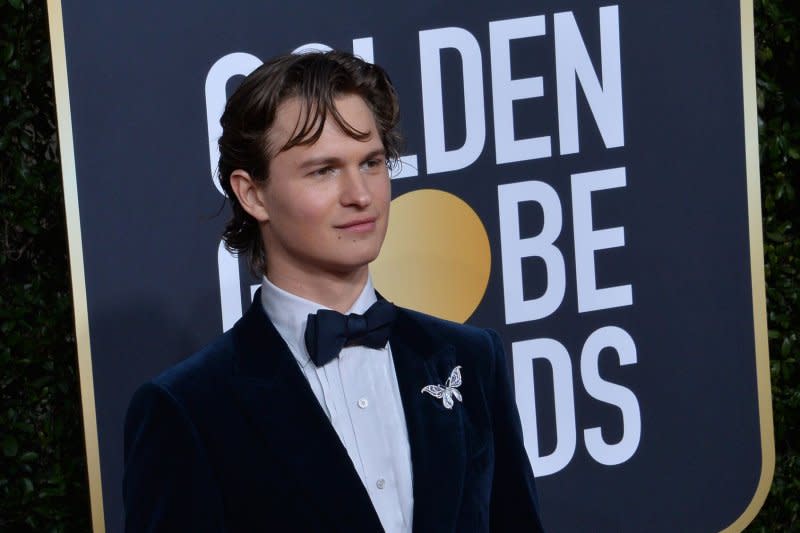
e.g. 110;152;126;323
372;189;491;323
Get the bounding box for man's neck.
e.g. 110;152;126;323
264;266;370;313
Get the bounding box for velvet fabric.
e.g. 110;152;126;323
123;291;545;532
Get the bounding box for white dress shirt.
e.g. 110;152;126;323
260;276;414;533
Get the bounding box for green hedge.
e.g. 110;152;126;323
0;0;90;531
0;0;796;530
747;0;800;530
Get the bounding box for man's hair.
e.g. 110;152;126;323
217;50;402;275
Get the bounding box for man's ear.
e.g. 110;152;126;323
229;169;269;222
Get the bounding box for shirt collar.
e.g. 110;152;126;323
259;275;378;368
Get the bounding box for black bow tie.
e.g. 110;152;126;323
304;300;397;367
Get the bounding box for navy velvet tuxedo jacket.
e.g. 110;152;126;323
124;293;545;532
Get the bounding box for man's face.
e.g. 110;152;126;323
259;93;391;281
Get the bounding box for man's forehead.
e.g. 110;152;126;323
271;97;309;141
269;94;378;153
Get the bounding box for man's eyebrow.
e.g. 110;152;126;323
362;148;387;161
298;156;342;169
298;148;387;169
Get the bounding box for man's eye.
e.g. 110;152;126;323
362;159;384;170
313;167;334;177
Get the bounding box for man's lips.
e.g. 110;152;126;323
334;217;378;232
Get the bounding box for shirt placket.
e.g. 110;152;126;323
341;347;406;533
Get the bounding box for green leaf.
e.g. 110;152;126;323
1;41;13;63
767;231;786;243
2;435;19;457
19;451;38;462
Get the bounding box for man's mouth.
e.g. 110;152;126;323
335;217;378;232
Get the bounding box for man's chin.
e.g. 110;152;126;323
325;255;378;277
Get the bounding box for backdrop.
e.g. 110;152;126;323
47;1;772;531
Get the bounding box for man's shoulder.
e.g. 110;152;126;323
398;307;493;342
125;330;242;437
148;330;238;400
395;306;500;354
393;306;507;397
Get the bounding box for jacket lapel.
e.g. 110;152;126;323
229;294;383;532
390;310;466;532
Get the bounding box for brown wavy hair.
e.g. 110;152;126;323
217;50;403;275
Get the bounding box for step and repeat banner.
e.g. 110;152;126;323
48;1;771;531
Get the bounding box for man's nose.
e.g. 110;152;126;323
340;167;372;207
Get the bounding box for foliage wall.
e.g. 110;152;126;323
748;0;800;530
0;0;796;531
0;0;89;531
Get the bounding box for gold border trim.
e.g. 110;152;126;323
721;1;776;530
43;1;773;531
46;1;106;531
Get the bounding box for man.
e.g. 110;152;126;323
124;50;545;532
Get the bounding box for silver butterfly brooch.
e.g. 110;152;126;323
421;365;463;409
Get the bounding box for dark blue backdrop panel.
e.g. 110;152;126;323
58;1;762;531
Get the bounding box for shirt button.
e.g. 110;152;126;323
357;398;369;409
376;478;385;489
